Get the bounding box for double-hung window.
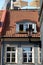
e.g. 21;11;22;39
23;47;34;63
6;46;17;63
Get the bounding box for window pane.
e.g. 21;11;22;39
7;53;10;57
28;53;32;58
28;57;32;62
7;47;11;51
12;58;15;62
29;24;32;30
6;53;10;62
12;53;15;57
23;58;27;62
23;53;27;57
19;24;23;31
23;47;32;52
11;47;15;51
6;58;10;62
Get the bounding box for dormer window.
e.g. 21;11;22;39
16;22;37;33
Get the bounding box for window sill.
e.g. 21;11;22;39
4;62;17;64
32;32;37;34
22;62;34;64
16;31;27;34
16;31;37;34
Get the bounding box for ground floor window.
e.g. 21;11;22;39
5;46;17;63
22;46;34;63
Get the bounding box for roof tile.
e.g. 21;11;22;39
0;10;6;35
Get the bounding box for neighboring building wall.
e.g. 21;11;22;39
40;9;43;64
0;42;1;65
39;1;43;64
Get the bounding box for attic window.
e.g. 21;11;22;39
19;24;23;31
16;22;37;33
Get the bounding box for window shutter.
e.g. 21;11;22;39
16;24;19;32
24;24;28;31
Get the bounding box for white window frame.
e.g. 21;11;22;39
22;45;34;63
38;47;41;64
5;44;17;63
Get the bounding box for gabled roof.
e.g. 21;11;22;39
0;10;6;36
2;10;40;37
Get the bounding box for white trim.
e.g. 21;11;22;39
32;47;34;63
38;47;41;64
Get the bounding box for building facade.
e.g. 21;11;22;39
0;0;41;65
0;10;41;65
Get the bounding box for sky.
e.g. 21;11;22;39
0;0;5;10
0;0;34;10
0;0;40;10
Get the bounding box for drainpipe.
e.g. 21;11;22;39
11;0;13;9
